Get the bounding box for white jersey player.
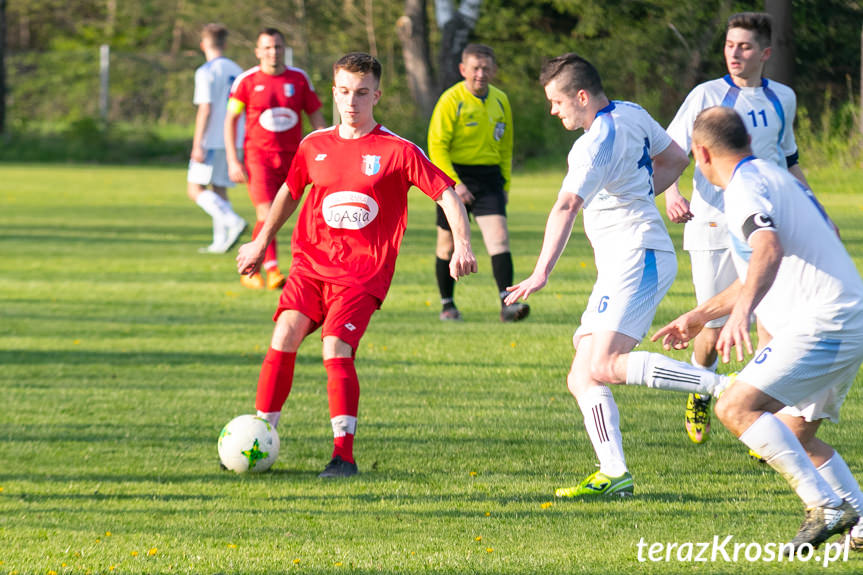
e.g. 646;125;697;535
653;106;863;550
505;53;690;499
187;24;247;254
664;12;811;444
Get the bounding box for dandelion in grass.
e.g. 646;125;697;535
474;536;482;542
579;261;587;268
510;341;516;348
334;562;343;567
469;471;477;477
540;501;553;509
292;558;301;565
105;531;112;537
485;512;491;517
486;548;494;553
148;547;158;556
48;571;57;575
130;551;138;557
227;544;237;549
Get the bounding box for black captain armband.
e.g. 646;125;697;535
742;213;777;240
786;150;799;168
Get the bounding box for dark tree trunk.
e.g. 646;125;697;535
764;0;794;85
0;0;6;134
396;0;438;118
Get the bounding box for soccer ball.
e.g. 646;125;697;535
218;415;280;473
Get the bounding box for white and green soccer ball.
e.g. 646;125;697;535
218;415;280;473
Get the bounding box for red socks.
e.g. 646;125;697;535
255;348;296;414
252;220;278;270
325;357;360;463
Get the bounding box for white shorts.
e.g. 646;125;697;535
738;332;863;423
689;248;737;329
573;248;676;346
187;149;233;188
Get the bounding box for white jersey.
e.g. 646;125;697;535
668;75;799;250
194;56;244;149
561;100;674;258
725;157;863;336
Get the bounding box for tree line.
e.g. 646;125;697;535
2;0;861;162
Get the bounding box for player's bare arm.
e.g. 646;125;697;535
650;141;690;199
505;191;583;305
663;180;693;224
435;187;477;279
651;279;743;350
716;229;783;363
307;109;328;131
236;183;301;275
191;102;212;163
224;105;247;183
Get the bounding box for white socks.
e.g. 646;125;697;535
331;415;358;438
577;386;627;477
257;410;281;430
818;452;863;517
196;189;238;220
740;412;842;508
626;351;724;396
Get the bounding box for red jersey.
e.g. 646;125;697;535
286;124;455;301
230;66;322;153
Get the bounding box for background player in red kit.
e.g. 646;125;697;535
226;28;327;290
236;52;477;478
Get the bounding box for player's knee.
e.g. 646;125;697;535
436;235;454;259
588;359;623;385
714;393;737;427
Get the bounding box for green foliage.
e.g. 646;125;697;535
3;0;862;162
2;164;863;573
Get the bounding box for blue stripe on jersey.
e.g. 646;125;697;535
636;249;658;297
630;249;659;321
762;79;787;145
721;75;741;107
591;102;617;167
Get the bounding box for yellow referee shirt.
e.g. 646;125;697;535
428;82;513;192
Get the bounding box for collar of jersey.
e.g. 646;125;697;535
732;155;757;177
723;74;768;89
594;101;615;119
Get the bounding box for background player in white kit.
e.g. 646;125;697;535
664;12;813;443
505;53;690;497
186;23;247;254
654;106;863;549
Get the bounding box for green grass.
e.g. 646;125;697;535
2;161;863;574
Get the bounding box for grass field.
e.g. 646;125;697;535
2;161;863;574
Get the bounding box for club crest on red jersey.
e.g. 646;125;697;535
284;83;295;97
362;155;381;176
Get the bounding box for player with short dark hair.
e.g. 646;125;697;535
187;23;247;254
428;43;528;322
506;53;691;498
225;28;327;290
664;11;814;444
235;52;477;478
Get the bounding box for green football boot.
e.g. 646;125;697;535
555;470;633;499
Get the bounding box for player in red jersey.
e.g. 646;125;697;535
225;28;327;290
235;52;477;478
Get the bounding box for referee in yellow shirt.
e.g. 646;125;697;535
429;44;529;322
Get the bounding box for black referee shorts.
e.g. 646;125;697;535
436;163;506;231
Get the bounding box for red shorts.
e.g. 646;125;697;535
244;148;295;206
274;273;381;350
